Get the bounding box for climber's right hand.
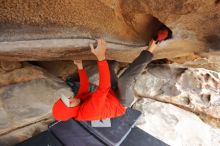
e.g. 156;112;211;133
90;39;106;61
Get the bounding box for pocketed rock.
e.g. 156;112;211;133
134;64;220;121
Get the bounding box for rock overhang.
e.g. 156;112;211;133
0;0;219;64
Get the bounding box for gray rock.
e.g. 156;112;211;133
134;64;220;119
0;78;72;135
0;117;54;146
133;98;220;146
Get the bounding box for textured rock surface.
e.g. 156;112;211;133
169;54;220;73
0;38;146;62
36;61;77;80
0;0;220;145
0;61;22;72
0;117;53;146
0;0;219;62
0;62;51;87
0;78;72;136
0;0;161;62
141;0;220;48
133;98;220;146
0;0;162;43
133;63;220;122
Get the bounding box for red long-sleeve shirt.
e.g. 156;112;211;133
52;60;125;121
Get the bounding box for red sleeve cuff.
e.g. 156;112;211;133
97;60;107;64
78;69;85;72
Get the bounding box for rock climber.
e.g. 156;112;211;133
52;27;172;121
52;39;126;121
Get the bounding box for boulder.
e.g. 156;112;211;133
0;0;219;62
0;78;73;136
0;62;51;87
0;61;22;72
133;98;220;146
0;117;53;146
0;0;220;145
36;61;77;80
133;64;220;121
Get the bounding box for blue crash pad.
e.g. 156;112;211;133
49;120;105;146
17;108;168;146
49;108;141;146
16;126;168;146
79;108;141;146
15;131;63;146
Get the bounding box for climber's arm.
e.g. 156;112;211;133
117;29;170;106
119;41;154;79
73;60;89;99
119;29;169;78
147;39;157;53
89;39;110;109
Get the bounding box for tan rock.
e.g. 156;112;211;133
0;61;22;72
0;0;162;44
0;0;219;62
0;62;50;87
36;61;77;80
171;57;220;73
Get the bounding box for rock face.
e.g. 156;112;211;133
133;98;220;146
35;61;77;80
0;0;162;43
133;63;220;122
0;62;52;87
0;61;74;146
169;54;220;73
0;0;220;145
0;61;22;72
0;0;219;62
0;78;73;141
0;117;53;146
0;0;161;62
